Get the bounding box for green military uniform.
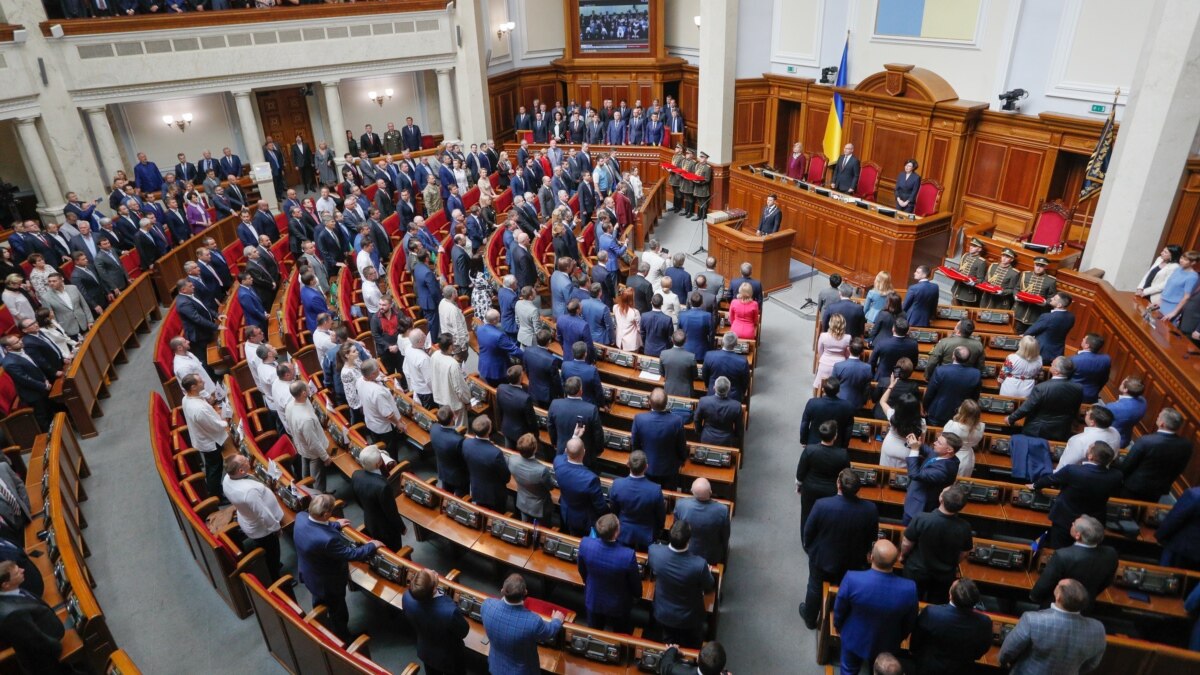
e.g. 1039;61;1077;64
952;239;988;306
925;334;986;379
422;181;443;217
1013;259;1057;332
980;253;1019;310
689;154;713;221
383;128;403;155
678;153;697;217
669;148;686;212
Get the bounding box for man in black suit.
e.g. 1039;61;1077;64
350;446;407;550
133;219;161;272
429;407;469;496
658;641;729;675
911;578;993;674
822;285;866;338
19;319;65;381
1031;441;1123;548
175;278;221;366
869;317;919;384
0;561;73;674
1120;407;1193;502
1;336;55;431
727;262;764;306
757;194;782;235
627;262;654;314
800;468;879;629
922;347;982;427
1025;292;1076;364
497;365;537;449
798;377;854;446
1030;515;1117;609
692;376;744;447
830;143;861;194
640;295;675;358
400;117;423;152
510;231;538;293
359;124;383;157
900;485;974;603
547;377;604;463
1006;356;1083;441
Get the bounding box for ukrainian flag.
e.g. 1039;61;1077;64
823;36;849;162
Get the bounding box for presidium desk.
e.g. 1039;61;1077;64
725;166;953;286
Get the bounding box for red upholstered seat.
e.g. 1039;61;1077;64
335;183;345;199
0;307;14;338
806;153;828;186
274;212;288;235
858;162;880;203
364;184;379;202
1022;201;1072;248
0;371;18;417
121;250;142;278
914;179;943;217
265;434;295;463
381;213;400;238
426;211;449;240
421;134;436;150
223;241;244;272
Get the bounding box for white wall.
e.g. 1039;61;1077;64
337;73;430;138
485;0;515;73
113;93;240;171
488;0;565;74
665;0;699;62
734;0;772;78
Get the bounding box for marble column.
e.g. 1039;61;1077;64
450;0;491;142
231;89;262;162
83;106;126;182
15;116;66;219
322;80;347;158
1081;0;1200;287
436;68;461;141
696;0;739;165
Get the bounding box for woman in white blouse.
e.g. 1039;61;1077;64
338;342;364;426
998;336;1043;399
1135;245;1182;305
452;159;470;196
943;399;985;477
35;308;78;357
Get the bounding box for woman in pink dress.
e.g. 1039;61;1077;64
815;313;850;392
613;287;642;352
728;282;760;340
185;193;211;234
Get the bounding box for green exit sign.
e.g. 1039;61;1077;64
1090;103;1108;114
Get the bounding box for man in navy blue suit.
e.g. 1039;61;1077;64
480;575;565;675
822;285;867;338
922;347;982;426
400;117;423;152
401;568;470;675
1031;441;1123;548
868;318;919;384
757;194;782;235
561;342;604;406
581;283;613;346
631;388;688;490
647;521;715;648
911;579;993;674
175;278;220;367
476;309;524;387
556;299;595;363
1100;376;1147;448
607;451;666;551
293;495;380;640
462;417;511;512
692;377;744;447
833;539;918;675
727;262;764;306
673;478;730;565
299;272;330;333
678;293;715;361
800;469;879;630
1070;332;1111;403
1156;483;1200;570
799;377;855;446
1024;292;1076;364
430;407;469;497
547;377;604;464
703;333;750;402
497;365;537;449
639;294;675;358
413;253;442;340
832;339;873;411
577;514;642;633
1120;407;1192;503
902;431;962;524
1;336;55;430
236;272;268;332
554;438;608;535
523;329;563;408
902;265;939;327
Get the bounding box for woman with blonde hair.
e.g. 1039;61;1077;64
999;335;1042;398
944;399;985;477
728;282;760;340
815;313;850;392
614;286;642;352
863;271;894;322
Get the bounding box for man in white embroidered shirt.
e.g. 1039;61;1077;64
181;373;230;504
222;454;284;580
311;313;337;365
171;336;224;402
1055;406;1121;472
285;381;332;493
439;285;469;351
357;358;407;455
361;266;383;318
271;362;299;433
402;327;435;409
243;325;266;388
430;333;472;427
255;344;283;432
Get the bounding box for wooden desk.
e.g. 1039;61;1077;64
726;168;952;283
706;219;795;294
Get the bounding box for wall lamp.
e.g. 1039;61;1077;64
496;21;515;40
693;15;701;27
368;89;394;106
162;113;192;132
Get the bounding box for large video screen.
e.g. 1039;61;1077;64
579;0;650;53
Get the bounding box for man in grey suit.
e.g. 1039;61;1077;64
93;238;130;294
507;433;556;523
659;331;697;399
998;578;1106;674
672;478;730;565
830;143;861;194
0;461;32;545
300;240;330;295
68;221;103;264
538;177;556;220
700;258;726;299
40;274;93;337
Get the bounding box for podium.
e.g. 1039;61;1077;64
707;217;795;293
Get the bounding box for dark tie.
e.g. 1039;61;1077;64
1145;265;1161;287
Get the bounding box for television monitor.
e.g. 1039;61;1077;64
579;0;651;53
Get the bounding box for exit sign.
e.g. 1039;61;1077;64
1090;103;1108;114
786;65;798;74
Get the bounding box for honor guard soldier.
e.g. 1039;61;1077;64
678;149;698;219
669;144;687;213
689;152;714;222
1013;256;1057;332
952;237;988;307
980;248;1020;310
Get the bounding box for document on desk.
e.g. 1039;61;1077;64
638;371;662;382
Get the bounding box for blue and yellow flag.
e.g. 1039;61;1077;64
1079;96;1118;201
823;36;849;161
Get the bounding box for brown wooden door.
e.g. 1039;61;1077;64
256;88;313;189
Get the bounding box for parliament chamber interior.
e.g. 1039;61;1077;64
1;0;1200;673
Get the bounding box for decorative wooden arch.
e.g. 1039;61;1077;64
853;64;960;103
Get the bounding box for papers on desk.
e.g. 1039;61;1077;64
470;397;482;408
638;371;662;382
266;459;283;481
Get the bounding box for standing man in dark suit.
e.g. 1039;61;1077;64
291;135;316;193
607;451;666;551
523;329;563;408
359;124;383;157
659;331;698;399
554;438;608;535
833;540;918;675
678;293;714;361
830;143;861;194
1006;356;1084;441
911;579;993;674
647;521;715;648
462;417;511;512
401;117;423;152
728;263;764;305
832;339;873;411
640;294;675;358
510;232;538;294
557;300;595;363
1071;333;1111;403
1120;407;1192;502
799;468;878;629
561;342;604;405
1;336;55;432
0;561;73;674
673;478;730;565
692;377;744;447
93;238;130;295
577;514;641;633
902;265;939;327
350;446;407;550
627;262;654;313
1031;441;1123;548
900;485;974;603
401;568;470;675
1156;483;1200;570
822;285;867;338
263;140;286;201
757;194;782;235
497;365;537;449
703;332;750;402
1030;515;1118;608
293;495;381;640
902;431;962;524
430;407;469;497
412;253;442;340
922;347;982;426
868;318;919;384
175;278;220;366
548;377;604;463
798;378;855;446
1024;292;1076;364
631;388;689;489
480;575;565;675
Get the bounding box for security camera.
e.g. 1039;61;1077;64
998;89;1028;112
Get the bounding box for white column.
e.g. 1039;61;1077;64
322;80;347;158
696;0;739;164
83;106;125;181
450;0;491;142
15;116;66;219
436;68;461;141
1081;0;1200;287
232;90;262;162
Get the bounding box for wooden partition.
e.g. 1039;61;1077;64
1163;155;1200;251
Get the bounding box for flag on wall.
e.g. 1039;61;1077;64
823;36;849;162
1079;92;1119;202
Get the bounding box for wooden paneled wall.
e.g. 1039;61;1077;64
488;67;561;142
731;79;770;165
1163;156;1200;251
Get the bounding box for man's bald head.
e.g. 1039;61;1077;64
566;437;585;461
869;540;899;571
690;478;712;501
